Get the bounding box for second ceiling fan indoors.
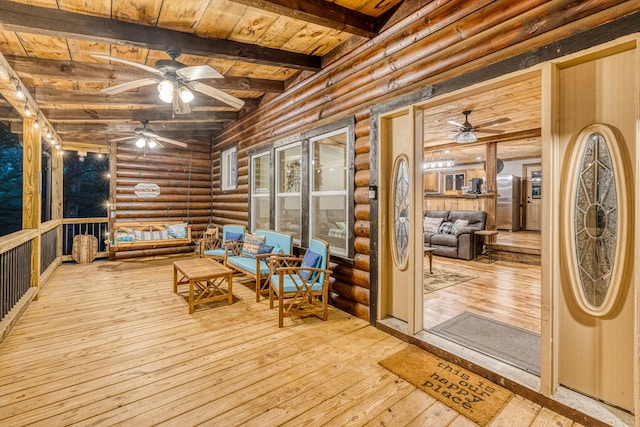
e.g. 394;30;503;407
93;49;245;114
447;110;510;143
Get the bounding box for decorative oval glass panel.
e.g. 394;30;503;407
392;156;409;270
565;124;629;316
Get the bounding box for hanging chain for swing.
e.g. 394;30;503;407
203;143;218;240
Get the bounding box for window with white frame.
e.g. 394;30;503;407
275;143;301;243
250;151;271;231
221;145;237;191
310;128;348;256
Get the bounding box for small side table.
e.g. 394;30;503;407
423;246;437;274
173;258;234;314
474;230;499;263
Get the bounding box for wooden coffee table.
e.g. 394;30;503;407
423;246;437;274
173;258;234;314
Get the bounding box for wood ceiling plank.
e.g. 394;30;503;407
255;16;308;49
0;2;321;70
0;27;28;57
281;22;334;54
196;0;247;39
230;0;381;37
15;33;70;60
111;0;162;26
157;0;210;33
57;0;111;16
228;7;279;45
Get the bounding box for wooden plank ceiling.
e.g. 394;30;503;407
0;0;403;152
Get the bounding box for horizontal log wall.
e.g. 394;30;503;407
113;140;212;258
210;0;637;321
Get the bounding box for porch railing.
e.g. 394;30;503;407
62;218;109;259
1;234;33;322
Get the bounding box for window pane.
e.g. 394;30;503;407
252;197;271;230
252;154;270;193
278;146;301;193
312;194;347;255
276;195;300;241
312;133;346;192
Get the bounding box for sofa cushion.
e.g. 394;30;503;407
438;221;454;234
450;219;469;235
431;233;458;247
242;233;266;257
227;256;270;275
424;216;443;233
166;222;188;239
448;210;487;230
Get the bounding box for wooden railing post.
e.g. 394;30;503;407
22;116;41;292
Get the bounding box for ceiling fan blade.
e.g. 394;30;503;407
91;54;162;76
110;136;136;142
475;117;511;129
177;65;223;81
155;135;188;148
189;81;245;110
140;129;159;138
101;78;159;95
475;128;506;134
446;120;465;128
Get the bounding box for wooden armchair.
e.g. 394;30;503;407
269;238;331;327
200;225;246;261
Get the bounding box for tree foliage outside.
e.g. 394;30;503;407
0;123;22;237
63;152;110;218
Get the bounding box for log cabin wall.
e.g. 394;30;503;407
210;1;639;322
111;140;212;259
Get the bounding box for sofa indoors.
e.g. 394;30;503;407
423;210;487;260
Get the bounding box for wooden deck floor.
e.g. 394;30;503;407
0;257;581;426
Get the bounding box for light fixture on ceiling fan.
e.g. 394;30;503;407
111;120;188;153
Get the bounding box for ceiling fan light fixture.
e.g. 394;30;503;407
178;86;195;103
147;139;157;149
456;131;477;144
158;79;175;103
135;137;146;148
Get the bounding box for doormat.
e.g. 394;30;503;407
424;268;477;293
429;312;541;375
379;346;512;426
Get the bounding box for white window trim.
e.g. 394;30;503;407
221;145;237;191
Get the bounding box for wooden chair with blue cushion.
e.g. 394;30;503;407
200;225;245;261
269;238;332;327
224;229;293;302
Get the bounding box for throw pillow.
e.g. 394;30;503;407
225;231;243;242
438;221;454;234
271;244;283;254
241;233;266;257
423;216;443;233
166;222;188;239
450;219;469;235
299;249;322;281
257;243;274;254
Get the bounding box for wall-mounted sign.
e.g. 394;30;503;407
134;183;160;198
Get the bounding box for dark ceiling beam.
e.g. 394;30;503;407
5;55;284;93
30;88;260;110
41;109;238;123
229;0;386;38
0;106;20;121
53;122;223;134
0;2;321;71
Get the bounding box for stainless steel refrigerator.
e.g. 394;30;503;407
496;175;521;231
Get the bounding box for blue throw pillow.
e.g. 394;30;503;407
271;244;283;254
299;249;321;280
225;231;243;242
166;223;188;239
257;243;274;254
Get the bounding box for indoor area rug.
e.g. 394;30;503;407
424;268;477;293
429;312;541;375
378;346;513;426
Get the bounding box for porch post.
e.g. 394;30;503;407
22;116;42;290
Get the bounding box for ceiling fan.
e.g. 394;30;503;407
447;110;510;143
92;49;245;113
111;120;188;150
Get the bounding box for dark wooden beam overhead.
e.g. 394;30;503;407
0;2;321;71
30;88;260;110
5;55;285;94
0;106;20;121
40;109;239;123
229;0;386;38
